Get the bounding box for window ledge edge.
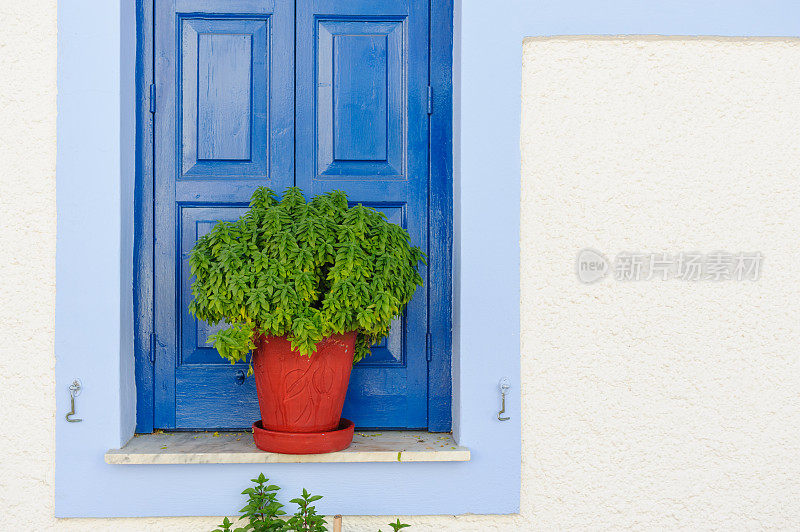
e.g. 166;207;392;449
105;430;469;465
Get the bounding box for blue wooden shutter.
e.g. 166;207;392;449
295;0;430;428
152;0;434;430
154;0;294;429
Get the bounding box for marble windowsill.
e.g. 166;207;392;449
105;430;470;464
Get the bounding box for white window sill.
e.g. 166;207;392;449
105;430;470;465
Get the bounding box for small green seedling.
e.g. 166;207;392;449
214;475;411;532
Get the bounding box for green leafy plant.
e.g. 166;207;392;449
286;489;326;532
214;474;410;532
213;473;285;532
380;519;412;532
189;187;424;365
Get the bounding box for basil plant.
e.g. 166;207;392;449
188;187;424;365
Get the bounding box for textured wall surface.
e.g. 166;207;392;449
2;0;800;526
519;37;800;529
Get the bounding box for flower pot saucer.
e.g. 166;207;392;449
252;418;355;454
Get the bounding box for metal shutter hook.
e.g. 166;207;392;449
66;379;83;423
497;378;511;421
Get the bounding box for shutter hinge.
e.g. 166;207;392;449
426;86;433;115
148;332;157;364
425;332;432;362
149;83;156;113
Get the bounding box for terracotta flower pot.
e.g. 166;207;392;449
252;332;357;433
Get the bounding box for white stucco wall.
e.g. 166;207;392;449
2;0;800;527
520;36;800;529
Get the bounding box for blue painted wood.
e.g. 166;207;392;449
197;32;253;160
427;0;454;432
297;0;431;429
148;0;451;430
181;18;270;178
315;19;404;177
153;0;294;429
134;0;155;433
176;366;259;429
179;206;250;366
332;34;388;161
354;204;405;368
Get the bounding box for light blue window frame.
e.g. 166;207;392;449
55;0;800;518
